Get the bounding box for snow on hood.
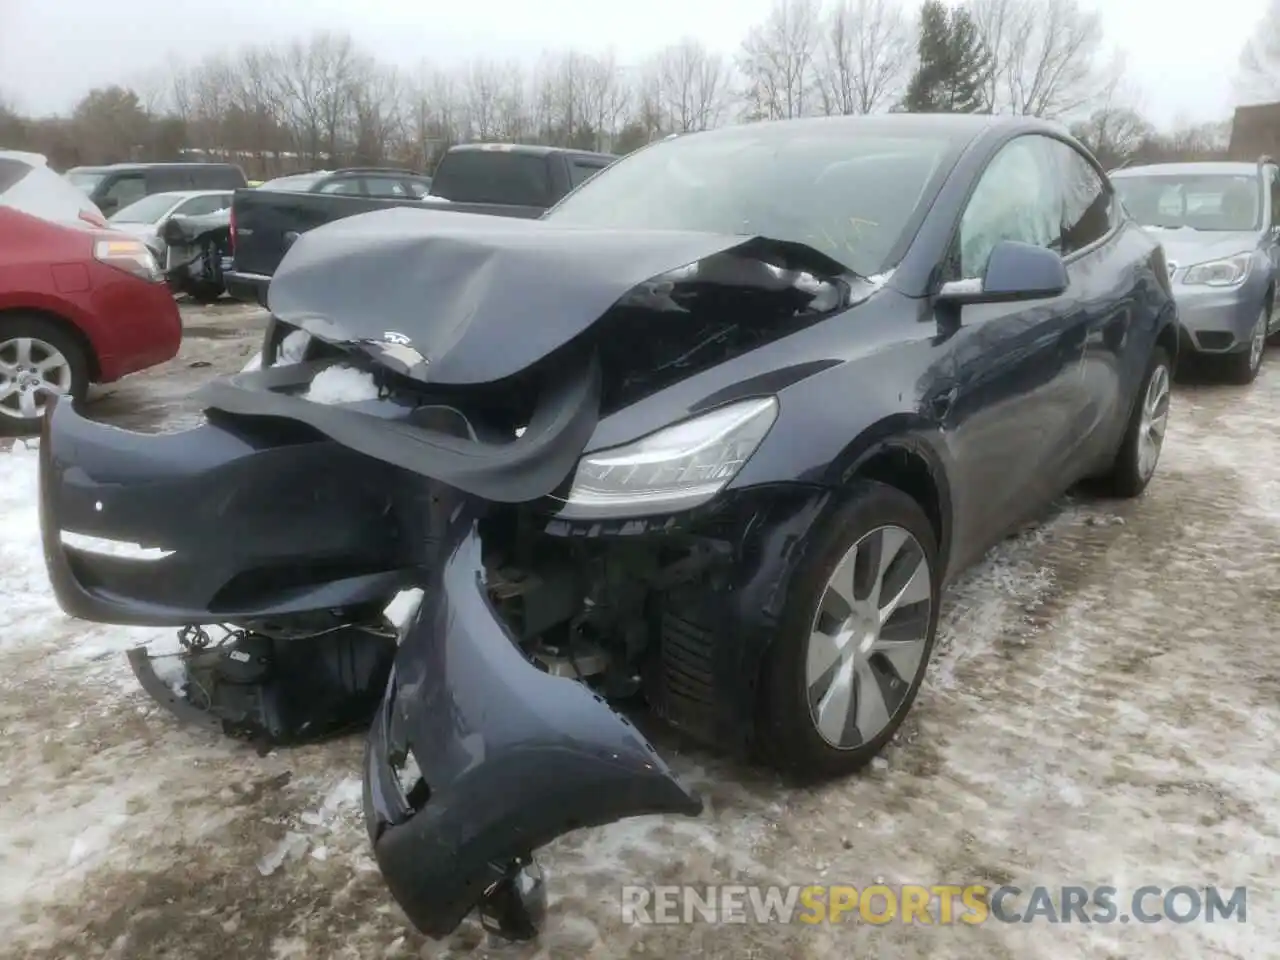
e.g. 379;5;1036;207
265;206;850;387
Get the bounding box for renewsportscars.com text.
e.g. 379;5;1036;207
621;884;1248;925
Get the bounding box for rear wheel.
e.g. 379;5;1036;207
0;316;90;437
757;482;940;780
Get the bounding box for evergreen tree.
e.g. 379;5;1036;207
901;0;992;113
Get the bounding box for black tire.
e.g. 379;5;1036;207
1096;346;1172;498
0;315;91;438
188;282;225;304
1223;304;1268;384
756;480;940;780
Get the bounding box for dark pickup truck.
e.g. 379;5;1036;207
225;143;616;305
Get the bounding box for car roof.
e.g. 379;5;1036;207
1111;161;1264;177
67;162;240;173
656;113;1073;154
447;142;617;161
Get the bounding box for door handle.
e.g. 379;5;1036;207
929;386;959;420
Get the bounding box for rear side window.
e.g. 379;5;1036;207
101;174;146;209
1052;142;1112;254
569;160;608;188
430;152;552;206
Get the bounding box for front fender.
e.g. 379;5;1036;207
363;497;702;939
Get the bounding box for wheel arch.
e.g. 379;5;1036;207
0;305;101;381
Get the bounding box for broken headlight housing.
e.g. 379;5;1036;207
560;397;778;519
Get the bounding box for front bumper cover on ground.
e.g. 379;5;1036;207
363;497;703;939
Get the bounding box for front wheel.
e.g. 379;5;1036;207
0;316;90;437
757;481;940;780
1224;305;1268;384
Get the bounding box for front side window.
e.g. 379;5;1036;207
364;177;409;198
175;195;228;217
547;129;954;277
1052;142;1112;254
956;135;1062;279
319;178;363;195
1112;172;1262;231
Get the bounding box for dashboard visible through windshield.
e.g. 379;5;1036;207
1113;173;1263;231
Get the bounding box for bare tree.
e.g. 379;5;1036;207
650;38;731;131
817;0;913;115
1238;0;1280;101
1068;71;1153;169
969;0;1109;118
737;0;822;120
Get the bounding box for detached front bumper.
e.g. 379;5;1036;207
38;397;422;626
363;499;703;939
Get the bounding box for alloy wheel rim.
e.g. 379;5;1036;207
0;337;73;421
804;524;933;750
1136;362;1170;481
1250;307;1267;372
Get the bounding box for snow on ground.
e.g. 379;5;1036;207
0;337;1277;959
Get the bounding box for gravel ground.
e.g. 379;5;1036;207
0;304;1276;959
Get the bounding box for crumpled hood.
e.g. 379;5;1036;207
266;206;846;386
1145;228;1259;271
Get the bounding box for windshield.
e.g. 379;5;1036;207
260;173;326;192
1113;173;1262;231
64;170;106;194
545;128;952;276
109;192;182;223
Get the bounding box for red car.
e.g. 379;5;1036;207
0;151;182;435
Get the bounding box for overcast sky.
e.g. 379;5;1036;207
0;0;1272;127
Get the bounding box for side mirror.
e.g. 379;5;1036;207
936;240;1068;305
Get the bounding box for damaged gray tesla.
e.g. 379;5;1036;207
38;114;1178;940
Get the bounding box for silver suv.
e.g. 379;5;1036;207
1111;158;1280;383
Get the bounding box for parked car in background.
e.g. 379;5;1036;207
224;145;615;305
107;190;233;258
1111;158;1280;383
0;151;182;435
257;167;433;198
64;162;246;218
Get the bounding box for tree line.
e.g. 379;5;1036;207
0;0;1253;176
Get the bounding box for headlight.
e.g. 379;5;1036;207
94;237;161;282
1181;253;1252;287
560;397;779;519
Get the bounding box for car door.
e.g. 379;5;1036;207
1045;138;1131;472
930;134;1086;567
